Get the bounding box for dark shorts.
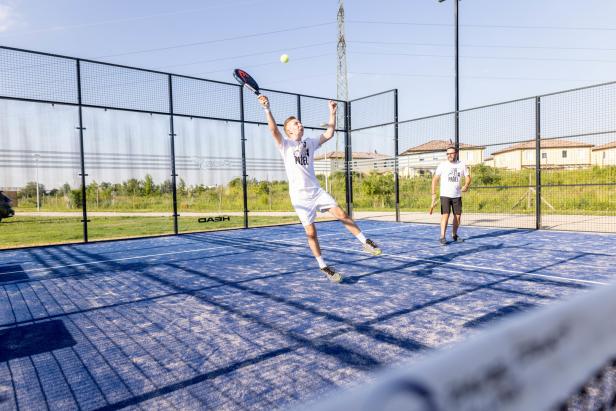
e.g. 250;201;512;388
441;196;462;215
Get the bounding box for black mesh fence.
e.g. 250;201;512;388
350;83;616;234
0;46;346;249
2;45;615;249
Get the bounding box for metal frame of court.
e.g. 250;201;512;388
0;45;350;244
1;45;616;250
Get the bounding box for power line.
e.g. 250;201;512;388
350;40;616;52
188;52;335;77
350;71;600;82
155;42;333;70
349;50;616;64
348;19;616;32
0;0;266;38
93;22;335;59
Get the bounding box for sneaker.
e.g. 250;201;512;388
452;234;464;243
439;237;447;246
320;266;343;283
363;239;382;256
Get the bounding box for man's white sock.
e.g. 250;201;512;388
355;232;367;244
316;256;327;269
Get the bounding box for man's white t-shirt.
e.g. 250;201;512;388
435;160;469;198
277;136;323;199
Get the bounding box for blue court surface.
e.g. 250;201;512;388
1;221;615;410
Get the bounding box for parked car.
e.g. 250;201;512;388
0;191;15;222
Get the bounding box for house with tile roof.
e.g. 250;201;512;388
313;150;394;176
591;140;616;167
397;140;484;177
490;139;593;170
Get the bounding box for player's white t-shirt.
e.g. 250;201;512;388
277;136;338;225
435;160;469;198
277;136;323;199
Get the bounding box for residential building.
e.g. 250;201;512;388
490;139;593;170
398;140;484;177
591;141;616;167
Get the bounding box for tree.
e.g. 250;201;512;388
19;181;46;199
69;189;82;208
62;183;72;195
160;179;173;194
178;178;187;196
144;174;154;196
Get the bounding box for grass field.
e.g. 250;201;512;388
0;215;303;249
4;166;614;248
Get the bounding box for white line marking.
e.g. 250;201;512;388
0;223;610;287
269;235;609;287
379;252;609;286
0;225;403;276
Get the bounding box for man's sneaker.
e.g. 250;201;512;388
321;266;343;283
363;239;382;256
439;237;447;246
452;234;464;243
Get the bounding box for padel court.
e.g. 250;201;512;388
1;220;614;410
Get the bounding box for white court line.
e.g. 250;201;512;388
0;244;235;276
0;225;403;276
379;252;609;286
1;223;609;286
268;236;610;287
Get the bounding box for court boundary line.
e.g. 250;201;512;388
0;225;402;275
0;224;611;287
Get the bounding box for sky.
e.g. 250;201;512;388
1;0;616;120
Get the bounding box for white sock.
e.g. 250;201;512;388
355;232;367;244
316;256;327;269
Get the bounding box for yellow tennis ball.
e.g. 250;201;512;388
280;54;289;64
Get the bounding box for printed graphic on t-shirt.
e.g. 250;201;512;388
447;168;461;183
293;141;310;166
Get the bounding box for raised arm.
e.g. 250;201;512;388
319;100;338;146
258;95;283;147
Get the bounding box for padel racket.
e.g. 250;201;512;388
429;198;438;215
233;68;260;95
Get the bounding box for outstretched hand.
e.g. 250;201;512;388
328;100;337;114
258;95;270;109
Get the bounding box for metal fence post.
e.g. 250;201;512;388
168;75;179;235
76;60;89;242
394;89;400;222
345;100;353;217
239;87;249;229
535;96;542;230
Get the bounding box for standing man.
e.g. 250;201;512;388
257;94;381;283
431;145;471;245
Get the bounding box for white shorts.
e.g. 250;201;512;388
291;189;338;226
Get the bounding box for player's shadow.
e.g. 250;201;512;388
465;228;532;241
343;242;507;284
